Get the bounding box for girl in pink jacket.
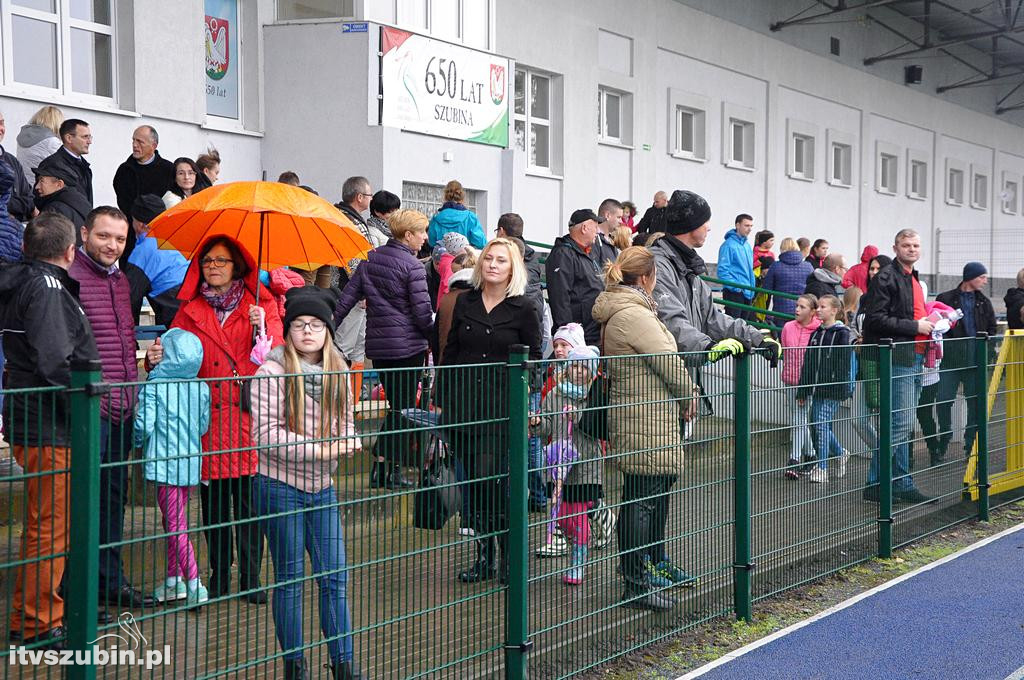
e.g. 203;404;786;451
780;294;822;479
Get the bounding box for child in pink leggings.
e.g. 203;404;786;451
133;329;211;605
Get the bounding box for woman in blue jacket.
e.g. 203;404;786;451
764;237;815;318
427;180;486;249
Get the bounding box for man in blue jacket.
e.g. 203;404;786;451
716;214;755;320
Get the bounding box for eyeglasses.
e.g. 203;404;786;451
200;256;232;268
176;170;196;177
360;192;373;198
290;319;327;332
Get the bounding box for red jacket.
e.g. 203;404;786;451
171;235;283;480
842;245;879;293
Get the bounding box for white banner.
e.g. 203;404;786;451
380;27;509;147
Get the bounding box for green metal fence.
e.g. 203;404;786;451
0;334;1019;678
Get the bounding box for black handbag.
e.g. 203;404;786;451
219;349;252;414
576;364;610;442
412;440;462;530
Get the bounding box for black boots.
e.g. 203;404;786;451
458;537;497;583
329;661;362;679
283;658;308;680
369;460;414;489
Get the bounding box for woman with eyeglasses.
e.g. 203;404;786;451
252;287;361;680
162;157;201;209
154;234;284;602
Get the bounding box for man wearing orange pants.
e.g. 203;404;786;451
0;212;98;650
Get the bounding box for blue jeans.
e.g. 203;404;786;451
253;475;353;663
527;391;546;507
811;398;843;469
869;355;924;491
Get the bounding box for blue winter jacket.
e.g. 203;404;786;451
133;328;211;486
0;159;23;263
427;205;486;249
128;232;189;296
763;250;814;317
716;229;755;299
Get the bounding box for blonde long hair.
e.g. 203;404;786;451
470;238;527;297
280;337;349;438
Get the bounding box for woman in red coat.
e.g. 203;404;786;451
167;234;283;602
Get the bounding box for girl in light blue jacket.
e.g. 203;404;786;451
133;328;211;606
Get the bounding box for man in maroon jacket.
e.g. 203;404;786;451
69;206;154;610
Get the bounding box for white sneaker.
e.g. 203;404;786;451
836;449;850;478
535;532;568;557
809;467;828;484
457;526;476;537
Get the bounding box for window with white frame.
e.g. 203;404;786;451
906;149;928;200
2;0;115;99
875;142;899;195
515;68;557;171
277;0;354;20
826;129;854;188
598;86;623;143
722;102;757;171
787;119;817;181
667;89;707;162
971;168;989;209
947;165;965;205
1002;172;1020;214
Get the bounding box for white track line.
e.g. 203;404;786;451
678;521;1024;680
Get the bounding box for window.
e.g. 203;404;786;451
906;149;929;200
826;129;854;188
667;89;707;162
403;181;481;219
722;102;757;171
598;87;622;143
876;148;898;195
515;67;558;171
971;169;989;209
1002;172;1020;214
787;121;817;181
1;0;114;99
277;0;354;20
948;168;964;205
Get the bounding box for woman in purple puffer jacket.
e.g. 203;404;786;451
763;237;814;319
333;209;434;490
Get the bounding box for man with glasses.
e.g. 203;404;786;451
294;176;373;289
41;119;94;207
113;125;174;264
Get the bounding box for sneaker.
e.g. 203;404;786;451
642;556;673;589
152;581;187;603
535;532;568;557
186;584;209;607
836;449;850;479
590;502;616;550
893;488;934;505
784;458;801;480
862;485;880;503
654;560;699;588
808;467;828;484
457;526;476;537
563;545;587;586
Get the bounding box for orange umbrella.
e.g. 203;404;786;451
147;180;370;271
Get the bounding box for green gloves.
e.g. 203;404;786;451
760;337;782;368
706;338;748;363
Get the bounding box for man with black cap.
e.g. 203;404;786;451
33;155;92;244
545;208;606;344
648;189;779;363
934;261;997;462
126;194;189;326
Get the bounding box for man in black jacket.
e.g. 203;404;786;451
545;209;605;344
41;119;93;206
804;253;847;299
934;262;997;462
112;125;175;264
635;191;668;237
0;111;35;221
861;228;934;504
0;213;98;650
32;155;92;245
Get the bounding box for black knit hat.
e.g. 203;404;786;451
283;286;340;335
664;189;712;235
131;194;166;224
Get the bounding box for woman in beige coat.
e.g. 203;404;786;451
590;246;698;612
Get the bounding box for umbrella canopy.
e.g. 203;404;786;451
147;181;370;270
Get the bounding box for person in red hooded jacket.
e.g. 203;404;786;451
153;234;284;602
842;245;879;293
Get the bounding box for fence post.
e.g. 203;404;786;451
67;360;103;680
877;340;893;559
505;345;531;679
975;332;990;522
732;351;753;622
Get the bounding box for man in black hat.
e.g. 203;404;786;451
545;208;606;344
32;155;92;244
933;261;997;462
649;189;778;362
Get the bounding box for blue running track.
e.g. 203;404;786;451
686;525;1024;680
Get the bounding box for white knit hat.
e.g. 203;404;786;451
552;323;585;350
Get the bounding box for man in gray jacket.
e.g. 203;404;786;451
649;189;780;363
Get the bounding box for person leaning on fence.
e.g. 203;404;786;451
159;233;284;601
0;212;98;650
796;295;853;484
781;294;821;479
438;237;542;584
591;246;700;612
332;208;434;491
134;328;211;606
860;229;934;504
252;286;361;680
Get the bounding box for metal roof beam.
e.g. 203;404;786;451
770;0;913;31
864;26;1024;64
937;68;1024;92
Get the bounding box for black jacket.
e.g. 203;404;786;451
804;269;844;301
42;147;93;205
797;323;854;401
0;147;33;222
545;234;604;344
438;289;542;434
34;188;92;244
636;205;666;235
522;243;545;327
862;260;923;365
0;259;99;446
935;286;997;367
1005;287;1024;331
